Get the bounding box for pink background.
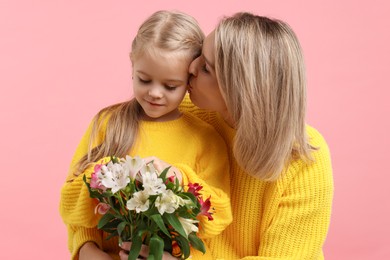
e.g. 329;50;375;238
1;0;389;259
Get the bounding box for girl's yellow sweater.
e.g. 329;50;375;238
179;96;334;260
60;112;232;259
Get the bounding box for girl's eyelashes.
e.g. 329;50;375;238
138;77;151;84
165;85;177;91
138;77;177;90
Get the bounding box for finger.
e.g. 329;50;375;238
119;250;128;260
119;241;131;250
138;244;150;257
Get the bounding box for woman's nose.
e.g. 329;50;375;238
189;57;199;77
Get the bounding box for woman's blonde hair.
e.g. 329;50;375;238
214;12;313;181
75;10;204;175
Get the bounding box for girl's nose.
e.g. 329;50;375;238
148;87;163;99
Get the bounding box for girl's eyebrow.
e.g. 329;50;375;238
165;79;185;84
136;71;185;84
136;70;150;76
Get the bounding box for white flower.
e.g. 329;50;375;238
141;170;166;196
100;161;130;194
155;190;184;215
122;155;143;180
126;190;150;213
178;217;199;237
139;163;157;176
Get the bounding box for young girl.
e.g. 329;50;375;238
60;11;232;260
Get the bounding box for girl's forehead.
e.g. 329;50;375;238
132;49;193;70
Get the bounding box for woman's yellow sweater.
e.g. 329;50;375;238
60;112;232;259
179;96;334;260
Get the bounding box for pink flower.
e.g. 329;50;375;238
165;175;176;184
199;196;213;221
90;164;105;190
94;202;110;215
94;163;103;173
187;183;202;197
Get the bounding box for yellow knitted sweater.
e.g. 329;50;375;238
179;96;334;260
60;112;232;259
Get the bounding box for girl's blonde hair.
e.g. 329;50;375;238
75;10;204;175
214;12;313;181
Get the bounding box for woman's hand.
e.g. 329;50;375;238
143;156;183;184
119;242;178;260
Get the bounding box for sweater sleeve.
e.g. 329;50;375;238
244;128;334;260
60;157;118;260
174;125;232;240
59;118;108;258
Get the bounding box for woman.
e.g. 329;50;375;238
121;12;333;260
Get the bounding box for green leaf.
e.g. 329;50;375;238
111;156;119;163
128;232;143;260
180;192;197;204
143;203;159;217
82;174;89;187
117;221;127;237
177;210;196;220
164;213;187;239
160;232;173;253
105;231;119;241
147;235;164;260
150;214;170;237
97;213;116;229
165;182;174;190
188;233;205;254
175;235;190;259
99;218;121;231
159;166;171;180
175;178;181;192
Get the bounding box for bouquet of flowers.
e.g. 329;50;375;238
83;155;213;260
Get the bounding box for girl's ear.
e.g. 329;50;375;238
129;52;134;64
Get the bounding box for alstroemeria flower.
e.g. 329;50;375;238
187;183;202;197
199;196;213;221
140;163;157;176
178;217;199;237
155;190;184;215
100;161;130;194
142;170;166;196
126;190;150;213
90;164;107;190
122;155;143;180
166;175;176;184
94;202;110;215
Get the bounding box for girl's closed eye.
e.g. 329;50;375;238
165;85;177;91
138;77;151;84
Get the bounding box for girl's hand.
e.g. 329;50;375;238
79;242;113;260
143;156;183;184
119;242;178;260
